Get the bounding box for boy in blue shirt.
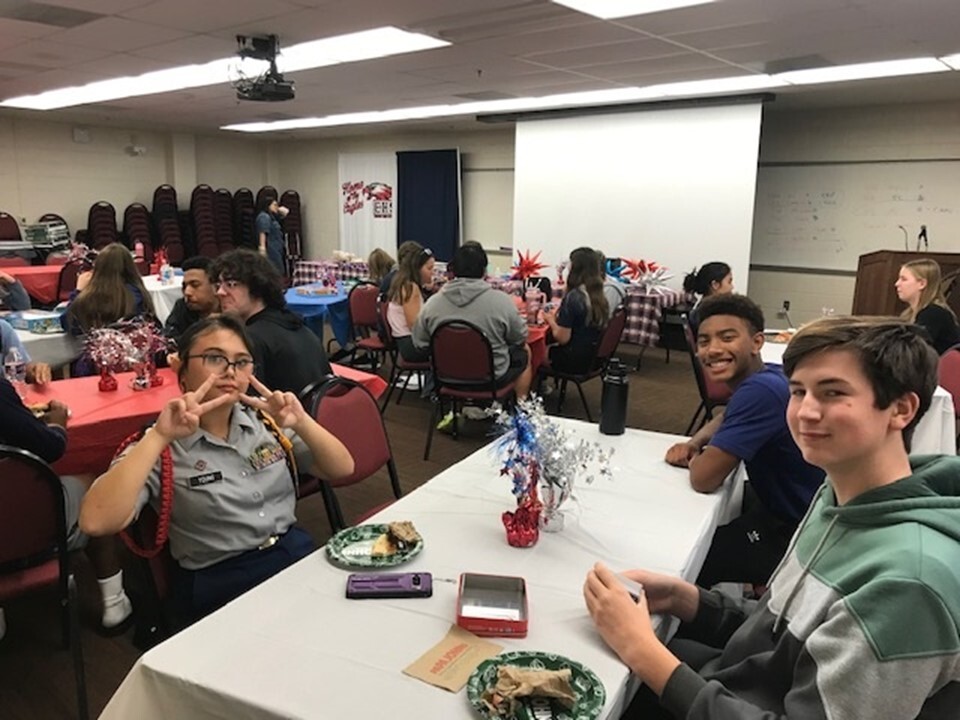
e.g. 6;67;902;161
665;294;824;585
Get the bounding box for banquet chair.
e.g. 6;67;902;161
378;298;430;414
0;211;22;242
123;503;178;649
936;345;960;449
57;260;84;303
538;305;627;422
424;319;519;460
0;445;88;720
683;319;732;434
347;282;387;370
301;376;402;532
0;256;29;267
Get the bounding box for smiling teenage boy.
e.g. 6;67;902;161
665;294;824;586
585;316;960;719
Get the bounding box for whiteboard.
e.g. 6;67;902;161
751;162;960;271
462;168;513;248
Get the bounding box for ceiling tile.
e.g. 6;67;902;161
128;33;235;63
525;36;692;69
40;1;159;14
0;37;111;69
120;0;304;34
52;17;192;52
0;17;65;39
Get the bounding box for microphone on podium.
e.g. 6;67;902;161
918;225;928;251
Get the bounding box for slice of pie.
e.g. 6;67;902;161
371;533;398;557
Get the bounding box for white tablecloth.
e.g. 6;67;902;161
761;341;955;455
16;329;80;367
100;419;737;720
141;275;181;324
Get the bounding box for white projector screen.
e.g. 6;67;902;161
512;102;763;293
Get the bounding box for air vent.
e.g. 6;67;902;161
454;91;517;101
764;55;833;75
0;2;103;28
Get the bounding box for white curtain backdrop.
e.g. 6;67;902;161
338;152;397;257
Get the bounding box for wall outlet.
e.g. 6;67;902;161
782;300;791;312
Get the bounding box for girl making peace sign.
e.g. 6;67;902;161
79;315;354;625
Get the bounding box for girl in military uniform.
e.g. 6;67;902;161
79;315;354;624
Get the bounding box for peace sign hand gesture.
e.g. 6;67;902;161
239;375;308;429
154;374;235;442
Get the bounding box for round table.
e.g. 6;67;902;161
4;265;61;305
284;285;351;349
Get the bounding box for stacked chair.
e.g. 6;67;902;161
122;202;154;266
0;211;21;242
152;185;184;265
214;188;234;255
233;188;256;249
190;185;218;258
85;201;119;250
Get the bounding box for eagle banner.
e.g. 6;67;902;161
337;152;397;257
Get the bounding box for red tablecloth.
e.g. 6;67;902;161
527;324;548;376
25;365;387;476
5;265;61;305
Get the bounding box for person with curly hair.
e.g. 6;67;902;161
211;249;330;396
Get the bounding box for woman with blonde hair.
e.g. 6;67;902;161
66;242;155;334
895;258;960;354
367;248;396;285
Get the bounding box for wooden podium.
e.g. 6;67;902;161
852;251;960;317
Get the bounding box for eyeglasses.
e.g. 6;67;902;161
215;279;242;292
186;353;255;374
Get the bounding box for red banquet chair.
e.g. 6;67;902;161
683;319;732;434
0;445;88;719
300;376;402;532
378;296;430;414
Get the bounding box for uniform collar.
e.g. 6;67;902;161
178;404;258;450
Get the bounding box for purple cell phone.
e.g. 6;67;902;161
346;572;433;599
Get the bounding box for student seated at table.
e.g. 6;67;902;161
542;247;609;376
597;251;626;318
211;249;331;396
64;242;155;335
0;269;30;311
163;256;220;346
895;258;960;354
683;261;733;335
79;316;354;626
387;246;435;363
377;241;422;298
0;318;52;384
584;316;960;720
664;295;824;586
0;377;132;641
413;243;532;398
366;247;395;286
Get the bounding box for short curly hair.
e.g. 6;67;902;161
210;249;285;310
697;293;765;335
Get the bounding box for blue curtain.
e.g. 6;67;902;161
396;149;460;262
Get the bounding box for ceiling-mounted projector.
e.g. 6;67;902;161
233;34;295;102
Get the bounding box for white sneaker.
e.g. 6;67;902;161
0;608;6;641
462;406;489;421
102;591;133;629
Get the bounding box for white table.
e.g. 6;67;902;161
16;328;80;367
761;341;955;454
100;419;737;720
141;275;181;324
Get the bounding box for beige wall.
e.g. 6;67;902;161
747;100;960;326
195;134;272;192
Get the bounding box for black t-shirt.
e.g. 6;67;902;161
916;304;960;355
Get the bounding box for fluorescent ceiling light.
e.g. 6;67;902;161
222;87;665;132
937;53;960;70
775;57;949;85
0;26;448;110
551;0;715;20
648;74;786;97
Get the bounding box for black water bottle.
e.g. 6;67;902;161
599;358;628;435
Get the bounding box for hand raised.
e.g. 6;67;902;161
153;374;234;442
239;375;307;429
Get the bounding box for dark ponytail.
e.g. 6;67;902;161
684;262;731;296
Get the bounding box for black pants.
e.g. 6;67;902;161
171;526;315;627
696;496;795;587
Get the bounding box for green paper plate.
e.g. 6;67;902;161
466;650;606;720
325;523;423;568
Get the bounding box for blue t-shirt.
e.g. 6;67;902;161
709;364;825;525
0;317;30;363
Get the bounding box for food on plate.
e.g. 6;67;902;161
481;665;576;717
370;521;421;557
28;403;50;418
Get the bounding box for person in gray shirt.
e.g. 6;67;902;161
80;315;354;625
0;269;31;311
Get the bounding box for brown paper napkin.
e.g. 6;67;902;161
403;625;503;692
481;665;576;717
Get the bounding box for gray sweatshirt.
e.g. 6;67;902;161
412;278;527;377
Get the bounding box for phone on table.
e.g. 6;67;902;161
346;572;433;599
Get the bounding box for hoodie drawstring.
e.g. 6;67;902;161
772;512;840;636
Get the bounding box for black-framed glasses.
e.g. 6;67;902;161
214;279;242;292
186;353;255;374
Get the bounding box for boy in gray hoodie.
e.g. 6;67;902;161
585;316;960;719
413;244;532;398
